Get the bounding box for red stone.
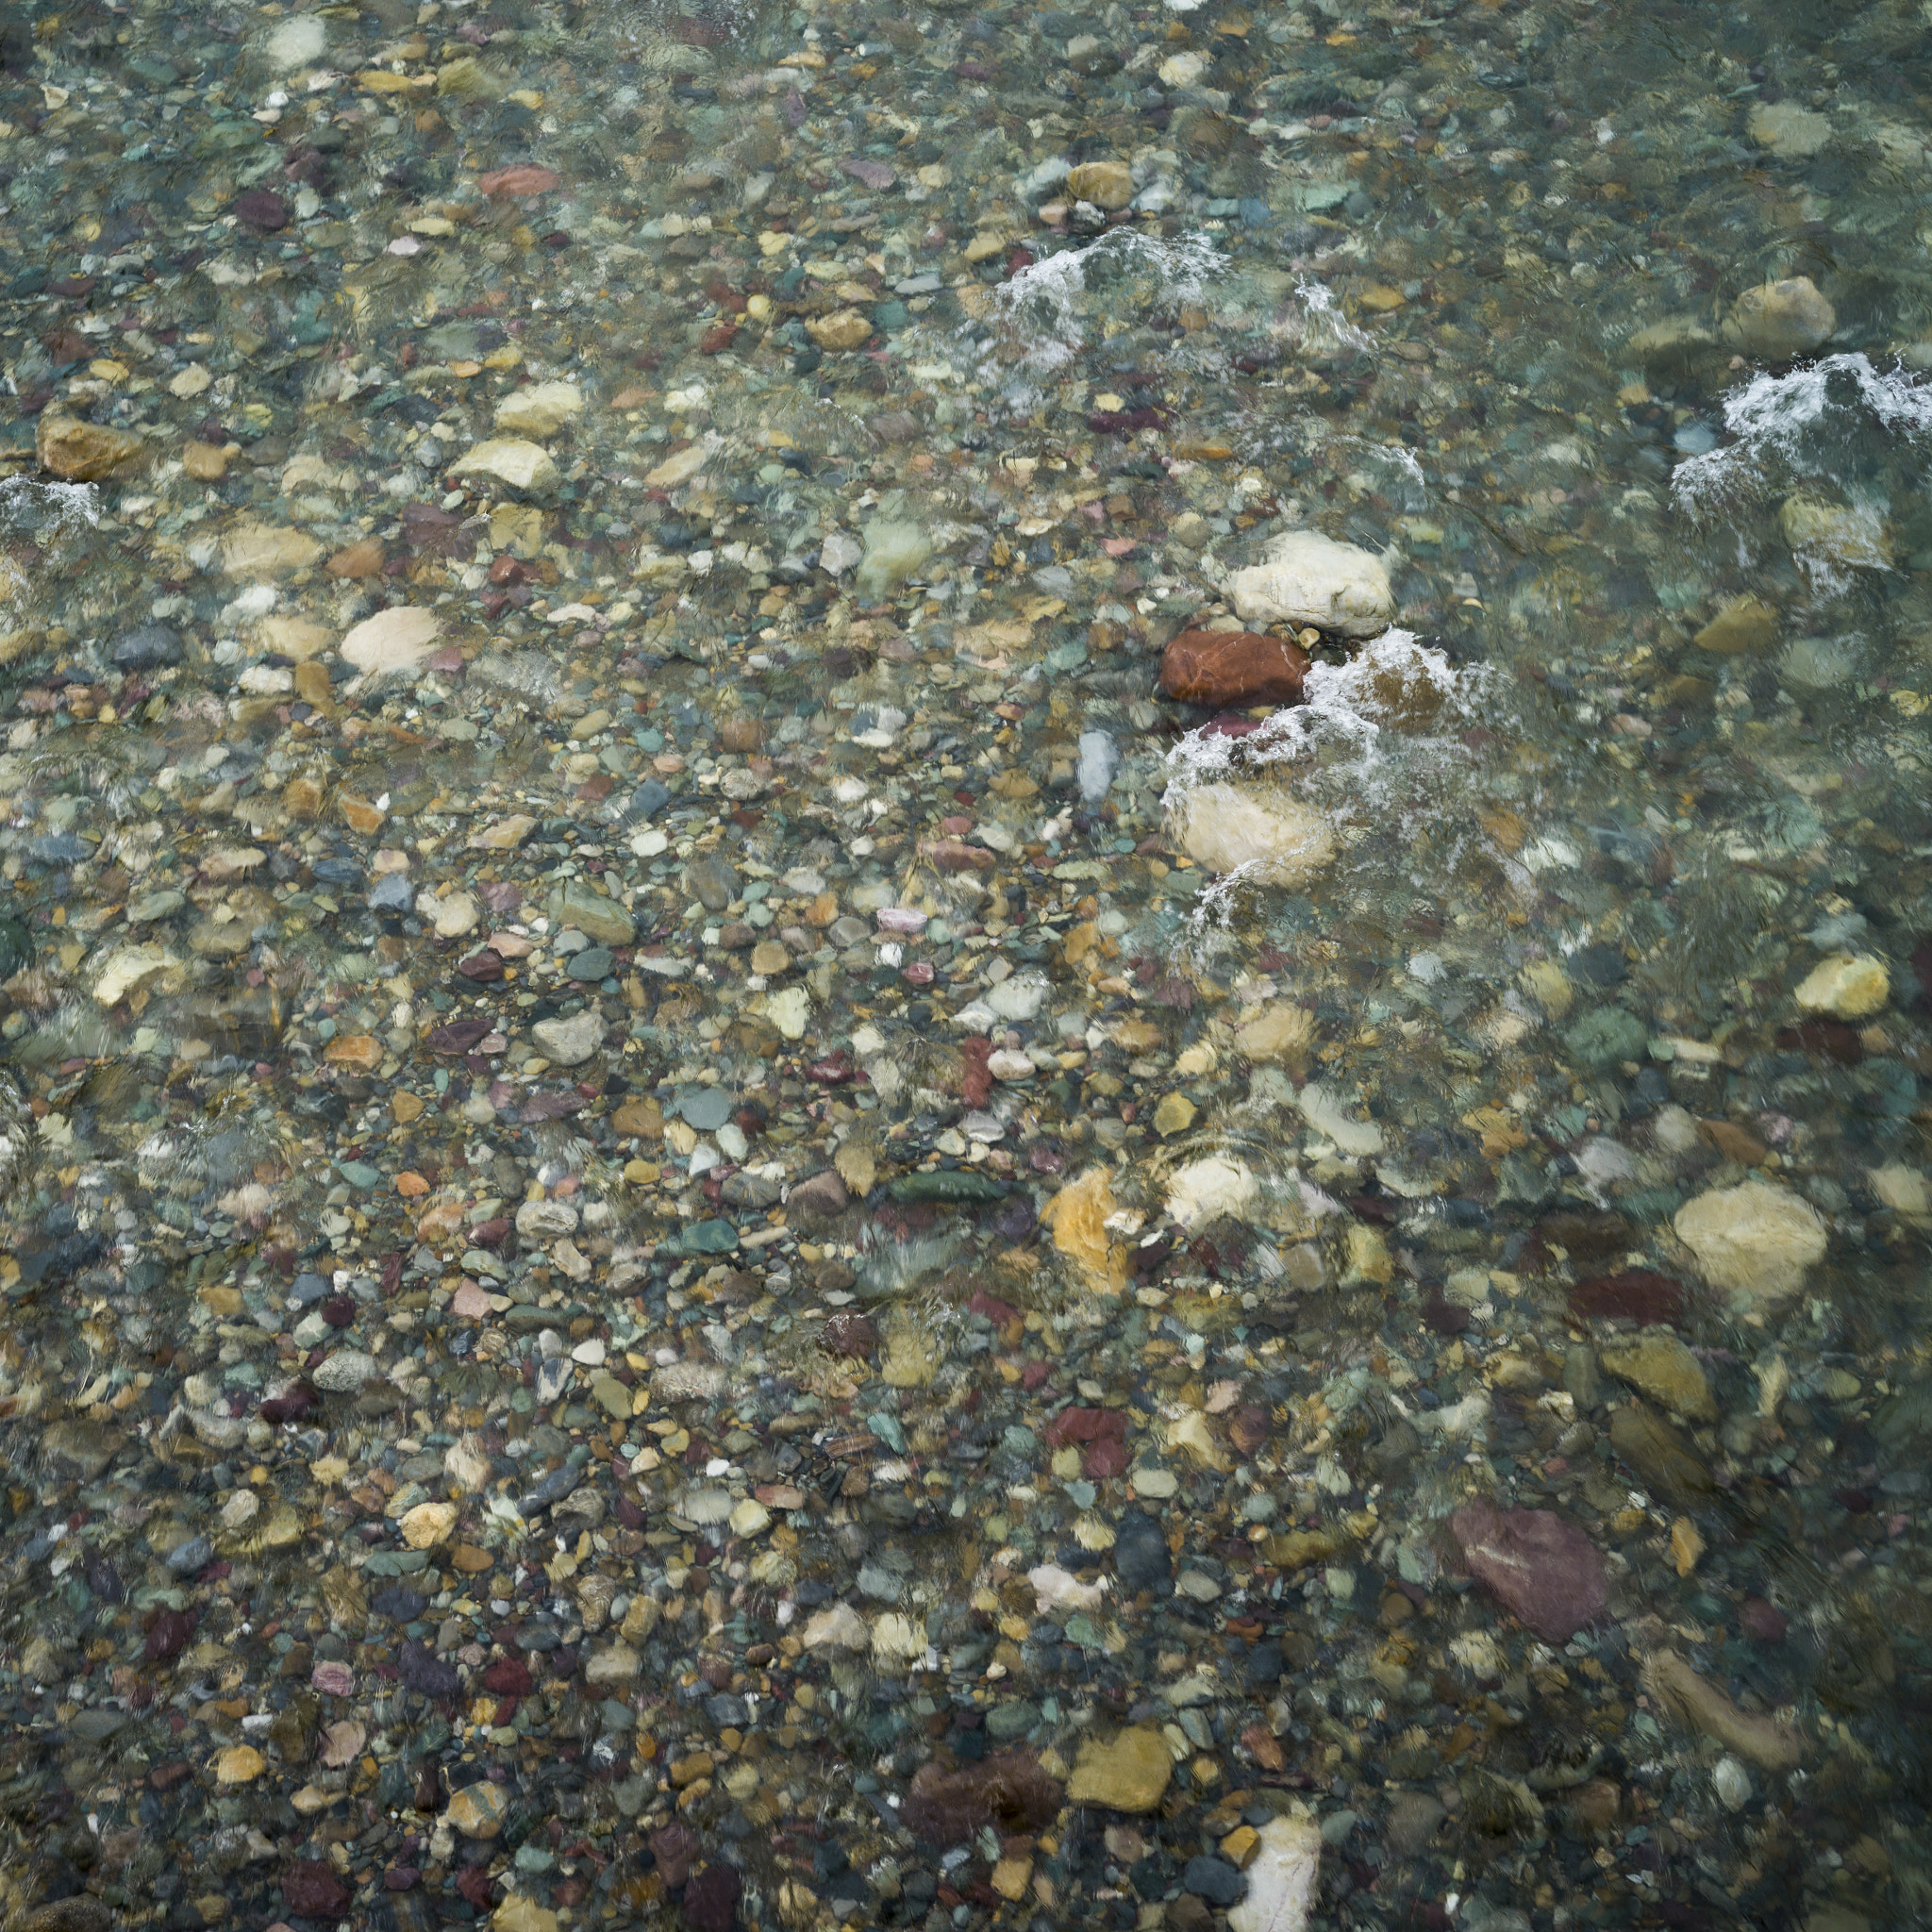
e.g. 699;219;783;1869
1450;1501;1607;1643
282;1860;352;1919
1740;1597;1788;1642
1159;629;1311;708
477;165;562;197
1568;1270;1688;1327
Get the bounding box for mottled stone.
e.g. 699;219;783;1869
1449;1501;1607;1642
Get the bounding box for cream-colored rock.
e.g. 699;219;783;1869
1624;316;1719;366
1165;1156;1259;1228
1793;952;1889;1018
729;1497;772;1537
1674;1181;1826;1308
802;1601;872;1651
1694;596;1779;656
1297;1083;1384;1158
1519;958;1573;1018
448;1780;510;1838
1172;782;1336;884
427;890;481;940
452;438;559;493
1748;100;1833;158
492;1898;559;1932
340;605;441;679
494;380;583;440
807;308;873;352
1724;277;1835;359
1871;1162;1930;1222
400;1500;458;1548
1228;530;1393;638
215;1744;267;1785
221;522;324;577
1779;494;1891;571
92;942;186;1007
872;1611;926;1667
1235;1000;1315;1064
1228;1815;1323;1932
584;1641;641;1686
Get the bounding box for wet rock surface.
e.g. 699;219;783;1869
0;0;1925;1925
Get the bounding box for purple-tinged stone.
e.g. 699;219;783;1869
1450;1501;1607;1643
1568;1269;1688;1327
841;157;896;192
232;189;288;231
682;1862;744;1932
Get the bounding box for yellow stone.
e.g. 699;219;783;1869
391;1091;425;1124
215;1744;266;1785
1065;159;1133;209
1041;1167;1128;1293
400;1500;458;1548
1358;283;1406;310
1671;1516;1705;1577
1694;595;1778;656
491;1898;558;1932
806;308;872;352
182;440;230;481
1794;952;1889;1019
750;940;790;976
834;1138;876;1196
1221;1824;1260;1868
324;1034;383;1073
624;1158;661;1185
991;1857;1033;1901
1067;1727;1174;1812
1153;1091;1196;1137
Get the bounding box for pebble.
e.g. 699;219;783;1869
1066;1727;1174;1811
1228;531;1395;639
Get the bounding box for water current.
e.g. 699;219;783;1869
0;0;1928;1927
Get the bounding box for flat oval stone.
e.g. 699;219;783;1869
1159;629;1310;707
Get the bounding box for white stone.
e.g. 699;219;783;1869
983;973;1048;1022
1872;1162;1931;1222
1793;951;1889;1018
1674;1182;1826;1307
428;890;481;940
802;1601;872;1651
1724;277;1835;359
1028;1563;1108;1614
92;942;185;1007
1227;1815;1323;1932
515;1197;579;1240
264;14;326;69
1296;1083;1385;1158
1173;782;1336;883
584;1641;641;1686
1165;1156;1259;1227
1228;530;1393;638
530;1010;606;1066
1712;1756;1753;1813
494;381;584;440
452;438;559;493
762;985;811;1040
871;1611;926;1666
340;605;441;680
312;1350;380;1391
1747;101;1832;158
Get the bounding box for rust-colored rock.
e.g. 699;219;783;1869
478;164;562;197
1159;629;1310;708
903;1749;1063;1844
326;537;388;578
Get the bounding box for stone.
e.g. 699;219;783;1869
1227;530;1393;638
789;1170;849;1218
1747;100;1833;158
585;1641;641;1685
991;1856;1033;1901
1625;316;1719;366
1165;1156;1258;1228
807;308;873;352
1449;1502;1607;1642
340;605;441;679
1041;1167;1128;1293
856;519;933;601
427;890;481;939
1693;596;1778;655
181;439;229;481
220;522;325;577
531;1010;606;1066
1794;952;1889;1018
1872;1162;1931;1221
92;943;185;1007
1183;1857;1246;1907
494;381;583;439
1779;493;1890;570
872;1611;926;1666
1642;1649;1804;1769
491;1895;558;1932
400;1500;458;1547
1602;1334;1717;1421
448;1780;511;1838
1674;1182;1826;1307
283;1862;352;1919
1160;629;1311;708
1173;782;1336;883
1066;1727;1173;1812
110;623;184;670
1235;1002;1315;1066
1724;276;1836;358
1154;1091;1197;1137
547;878;635;944
37;411;147;481
1226;1815;1322;1932
1066;158;1134;208
1385;1790;1446;1857
750;940;790;975
452;438;560;493
312;1350;380;1391
215;1743;266;1783
802;1601;872;1651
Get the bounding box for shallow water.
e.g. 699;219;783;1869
0;0;1929;1927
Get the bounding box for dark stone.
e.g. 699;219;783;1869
1181;1856;1247;1907
371;1586;428;1623
1740;1597;1788;1642
144;1607;196;1661
566;946;614;981
396;1641;461;1696
1568;1270;1688;1327
1243;1639;1285;1688
233;188;289;230
1112;1510;1171;1592
282;1860;352;1918
110;623;184;670
481;1657;533;1695
681;1862;742;1932
1568;942;1627;987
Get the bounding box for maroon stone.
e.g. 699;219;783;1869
232;189;289;232
282;1859;352;1918
143;1607;195;1662
682;1863;743;1932
1739;1597;1788;1642
1449;1501;1607;1643
788;1170;849;1219
480;1657;532;1696
1567;1270;1688;1327
1160;629;1311;708
650;1820;698;1888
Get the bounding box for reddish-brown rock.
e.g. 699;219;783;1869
1450;1501;1607;1643
1159;629;1310;708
